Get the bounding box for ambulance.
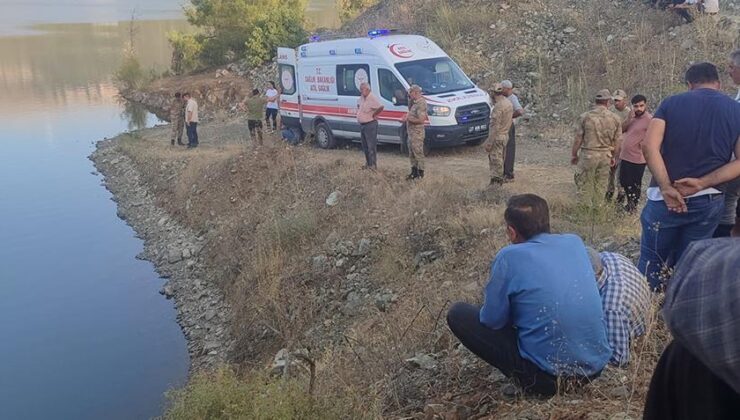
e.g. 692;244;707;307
277;30;491;152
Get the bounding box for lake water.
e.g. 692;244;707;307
0;1;336;419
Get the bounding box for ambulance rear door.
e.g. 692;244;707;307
277;47;300;128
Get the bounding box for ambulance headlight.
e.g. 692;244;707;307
428;106;451;117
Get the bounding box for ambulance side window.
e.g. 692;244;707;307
336;64;370;96
378;69;407;106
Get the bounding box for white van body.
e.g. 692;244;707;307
277;33;491;150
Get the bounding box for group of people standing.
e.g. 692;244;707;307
446;53;740;418
237;82;280;146
169;92;199;148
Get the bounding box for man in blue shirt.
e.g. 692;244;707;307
446;194;611;396
638;62;740;289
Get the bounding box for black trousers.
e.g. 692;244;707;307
618;160;646;212
360;120;378;168
644;340;740;420
503;124;516;178
265;108;278;130
446;302;599;396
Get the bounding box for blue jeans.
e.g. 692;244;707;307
638;194;723;289
186;122;198;147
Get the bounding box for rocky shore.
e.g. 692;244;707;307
90;137;234;371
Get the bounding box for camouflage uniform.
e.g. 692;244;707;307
574;105;622;208
407;96;428;170
606;104;631;200
170;99;185;145
487;94;514;182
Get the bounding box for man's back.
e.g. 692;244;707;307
578;107;622;152
492;96;514;138
481;233;611;376
245;96;267;120
654;88;740;183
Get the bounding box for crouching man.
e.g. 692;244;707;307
587;248;652;368
447;194;611;396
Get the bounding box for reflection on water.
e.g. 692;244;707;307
0;19;188;118
120;97;151;131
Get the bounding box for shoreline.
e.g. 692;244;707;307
90;134;234;372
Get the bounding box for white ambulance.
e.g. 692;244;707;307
277;30;491;152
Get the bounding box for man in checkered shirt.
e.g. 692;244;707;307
587;248;652;367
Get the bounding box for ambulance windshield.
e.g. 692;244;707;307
395;57;473;94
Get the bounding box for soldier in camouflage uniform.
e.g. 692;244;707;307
571;89;623;209
404;84;427;180
486;83;513;186
170;92;186;146
606;89;631;200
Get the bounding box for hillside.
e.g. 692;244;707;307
101;0;740;418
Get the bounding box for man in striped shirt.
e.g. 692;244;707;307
587;248;652;367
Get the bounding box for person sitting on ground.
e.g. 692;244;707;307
668;0;698;23
586;248;652;368
643;238;740;419
239;89;268;146
280;124;299;145
447;194;611;396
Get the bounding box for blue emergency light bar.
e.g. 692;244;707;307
368;28;394;38
309;34;320;43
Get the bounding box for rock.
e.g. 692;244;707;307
680;39;695;50
160;284;175;299
606;34;614;42
608;385;630;399
405;353;437;370
501;383;520;398
312;255;328;270
441;280;453;288
563;26;577;34
463;281;479;293
374;292;398;312
168;249;183;264
182;248;192;259
326;191;341;206
335;258;347;268
157;217;168;226
414;250;438;267
355;238;371;256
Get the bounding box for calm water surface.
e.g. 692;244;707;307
0;1;336;419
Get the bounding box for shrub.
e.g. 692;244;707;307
168;31;204;75
114;52;147;91
162;367;353;420
336;0;378;23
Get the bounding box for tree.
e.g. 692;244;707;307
169;0;308;71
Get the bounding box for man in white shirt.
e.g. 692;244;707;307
183;92;199;148
265;82;279;132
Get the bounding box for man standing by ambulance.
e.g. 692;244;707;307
403;84;427;180
357;82;384;170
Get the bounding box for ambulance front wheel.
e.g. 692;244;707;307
315;121;336;149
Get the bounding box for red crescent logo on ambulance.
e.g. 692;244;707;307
389;43;414;59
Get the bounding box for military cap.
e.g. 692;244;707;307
595;89;613;100
612;89;627;101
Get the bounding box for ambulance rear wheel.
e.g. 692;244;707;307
315;122;336;149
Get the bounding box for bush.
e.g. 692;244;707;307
114;53;147;91
336;0;378;23
168;0;308;72
162;367;354;420
168;31;204;75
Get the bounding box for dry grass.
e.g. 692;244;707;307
115;120;669;418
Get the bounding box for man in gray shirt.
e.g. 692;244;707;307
501;80;524;181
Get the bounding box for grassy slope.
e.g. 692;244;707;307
120;0;738;417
